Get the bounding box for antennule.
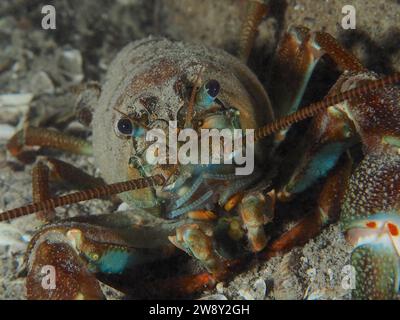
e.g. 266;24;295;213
185;66;205;128
0;174;165;222
254;72;400;141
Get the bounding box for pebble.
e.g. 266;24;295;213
59;49;84;84
117;202;130;211
306;267;317;280
0;149;6;168
0;223;29;252
253;278;267;299
0;124;15;140
0;93;33;107
216;282;224;294
238;288;255;300
30;71;55;95
238;278;267;300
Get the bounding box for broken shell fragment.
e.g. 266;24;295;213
0;124;16;140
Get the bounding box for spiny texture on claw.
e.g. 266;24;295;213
27;236;104;300
351;241;399;299
341;154;400;224
340;153;400;299
331;70;400;299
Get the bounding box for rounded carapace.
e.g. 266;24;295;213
93;37;274;215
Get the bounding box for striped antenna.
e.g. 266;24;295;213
254;72;400;141
0;174;165;222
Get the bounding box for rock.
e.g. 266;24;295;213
0;93;33;107
238;278;267;300
58;49;84;84
0;223;29;252
0;93;32;123
253;279;267;300
30;71;55;95
216;282;224;294
0;124;15;140
117;202;130;211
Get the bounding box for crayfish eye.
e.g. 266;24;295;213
205;79;220;98
116;118;133;136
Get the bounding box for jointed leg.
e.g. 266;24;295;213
266;154;352;255
268;26;366;120
25;210;181;299
169;223;226;276
271;26;366;195
169;190;274;278
32;161;54;221
7;126;92;163
238;190;274;252
31;157;106;222
238;0;268;63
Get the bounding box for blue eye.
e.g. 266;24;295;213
117;118;133;135
116;117;146;138
196;79;221;108
205;79;220;98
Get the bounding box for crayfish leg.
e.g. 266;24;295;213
238;0;268;63
31;157;109;222
267;154;352;255
279;73;363;196
169;223;226;276
238;190;274;252
7;126;92;164
268;26;365;121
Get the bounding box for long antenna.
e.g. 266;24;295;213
185;66;205;128
254;72;400;141
0;174;165;222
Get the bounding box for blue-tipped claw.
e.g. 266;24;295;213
343;213;400;299
195;79;220;109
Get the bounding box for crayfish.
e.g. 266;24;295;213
1;0;400;300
